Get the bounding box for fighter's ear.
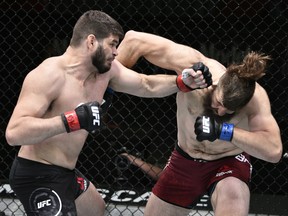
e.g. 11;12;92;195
87;34;97;48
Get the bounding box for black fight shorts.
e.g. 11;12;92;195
9;157;90;216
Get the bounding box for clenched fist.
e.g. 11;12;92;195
194;116;234;142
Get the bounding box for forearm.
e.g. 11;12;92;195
143;74;179;97
232;128;282;163
130;70;208;97
6;116;66;146
124;154;162;180
139;163;163;181
195;115;282;163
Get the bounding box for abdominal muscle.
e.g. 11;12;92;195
177;132;243;161
18;131;88;170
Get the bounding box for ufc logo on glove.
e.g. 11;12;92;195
195;115;234;142
91;106;100;126
202;116;211;133
62;101;102;133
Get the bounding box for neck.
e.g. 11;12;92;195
63;46;98;82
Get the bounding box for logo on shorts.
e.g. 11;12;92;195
235;153;253;177
216;170;233;177
216;165;233;177
37;199;52;209
29;188;62;216
235;154;248;163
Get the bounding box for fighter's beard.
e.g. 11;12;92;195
202;90;235;123
92;44;111;74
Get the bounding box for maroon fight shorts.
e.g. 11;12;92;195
152;144;252;208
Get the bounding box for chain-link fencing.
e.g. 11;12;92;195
1;0;288;215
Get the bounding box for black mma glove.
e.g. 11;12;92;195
192;62;212;87
176;62;212;92
61;101;102;133
101;87;114;114
194;116;234;142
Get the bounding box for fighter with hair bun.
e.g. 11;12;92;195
116;31;283;216
195;52;272;142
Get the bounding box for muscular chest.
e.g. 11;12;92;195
177;91;248;128
54;73;110;112
177;90;205;118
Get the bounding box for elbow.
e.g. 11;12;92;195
117;30;143;68
121;30;140;48
5;129;19;146
123;30;140;41
267;144;283;163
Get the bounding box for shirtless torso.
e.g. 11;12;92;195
6;10;212;215
16;55;111;169
117;30;282;163
176;88;244;160
7;34;186;170
116;30;282;216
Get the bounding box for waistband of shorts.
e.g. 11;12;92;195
175;144;207;163
15;156;74;172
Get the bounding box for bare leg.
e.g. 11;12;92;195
211;177;250;216
75;182;106;216
144;193;191;216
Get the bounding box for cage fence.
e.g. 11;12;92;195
1;0;288;215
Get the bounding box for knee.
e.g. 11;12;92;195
211;177;250;203
211;178;250;214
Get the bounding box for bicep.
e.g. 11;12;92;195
249;111;279;134
117;30;204;73
248;90;280;134
109;61;144;95
145;43;204;73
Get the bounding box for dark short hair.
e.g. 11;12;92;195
70;10;124;47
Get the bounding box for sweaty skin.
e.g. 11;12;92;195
116;30;282;163
6;34;206;170
4;11;209;216
116;30;282;216
5;35;177;169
